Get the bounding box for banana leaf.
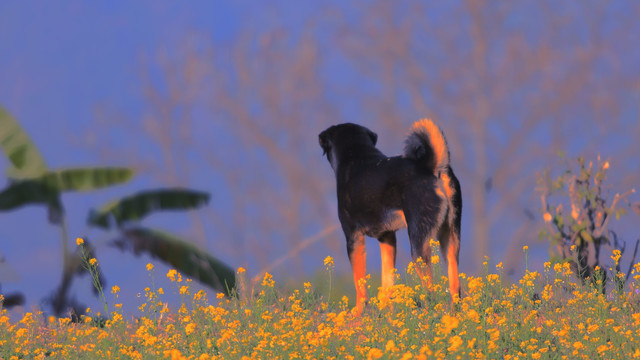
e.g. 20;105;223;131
0;179;61;211
88;188;210;229
112;227;235;294
39;167;133;192
0;167;133;211
0;106;47;179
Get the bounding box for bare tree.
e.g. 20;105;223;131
91;1;640;282
334;0;640;272
207;27;343;272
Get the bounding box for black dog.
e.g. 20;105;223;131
319;119;462;312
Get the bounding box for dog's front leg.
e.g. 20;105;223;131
347;232;367;315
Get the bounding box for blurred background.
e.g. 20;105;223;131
1;1;639;317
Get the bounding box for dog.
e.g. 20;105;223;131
319;119;462;313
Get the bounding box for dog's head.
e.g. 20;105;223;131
319;123;378;171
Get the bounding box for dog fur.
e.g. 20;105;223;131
319;119;462;311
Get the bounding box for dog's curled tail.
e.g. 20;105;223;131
404;119;450;174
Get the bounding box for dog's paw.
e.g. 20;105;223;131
350;304;365;317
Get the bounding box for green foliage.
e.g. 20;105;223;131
37;167;134;192
0;167;132;212
0;105;47;179
88;189;233;295
0;105;235;314
88;188;209;229
0;179;61;211
112;227;236;294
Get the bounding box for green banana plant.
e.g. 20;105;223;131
0;106;47;179
88;188;235;293
88;188;210;229
0;106;135;313
0;106;236;313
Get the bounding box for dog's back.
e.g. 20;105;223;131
337;154;440;237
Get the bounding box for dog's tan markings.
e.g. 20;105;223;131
409;119;449;169
440;172;454;199
379;241;396;289
446;234;461;301
350;240;367;313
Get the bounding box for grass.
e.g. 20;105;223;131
2;244;640;359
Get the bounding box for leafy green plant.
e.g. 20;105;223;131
0;105;235;315
87;189;235;293
537;155;637;290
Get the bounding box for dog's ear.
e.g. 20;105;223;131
367;129;378;146
319;131;331;155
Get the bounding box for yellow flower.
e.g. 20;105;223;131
367;348;383;359
611;249;622;265
385;340;397;352
440;314;459;335
146;263;154;271
431;255;440;264
262;272;275;287
237;267;246;274
216;293;225;299
167;269;178;281
185;322;196;335
399;352;413;360
522;245;529;252
111;285;120;294
89;258;98;267
448;335;463;353
597;344;610;354
76;237;84;246
324;256;334;269
407;261;415;275
466;309;480;323
543;212;552;222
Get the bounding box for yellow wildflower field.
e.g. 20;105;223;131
2;255;640;360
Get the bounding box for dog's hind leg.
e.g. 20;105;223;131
378;231;397;290
446;231;461;301
442;167;462;302
407;226;435;292
347;231;367;315
439;224;461;302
